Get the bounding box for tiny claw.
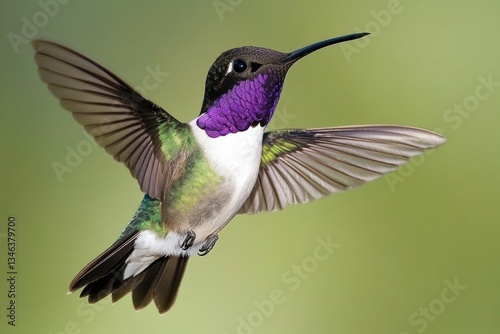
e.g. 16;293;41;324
180;230;196;250
198;234;219;256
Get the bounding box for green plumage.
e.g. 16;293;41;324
119;195;163;238
157;123;224;219
261;131;300;166
158;122;191;160
168;150;223;214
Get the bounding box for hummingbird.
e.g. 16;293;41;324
32;32;445;314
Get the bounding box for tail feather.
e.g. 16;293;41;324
132;258;165;310
70;242;189;313
131;256;189;312
111;276;138;303
80;273;115;300
69;230;140;292
69;229;189;313
153;256;189;313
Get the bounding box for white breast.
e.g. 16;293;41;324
189;119;264;211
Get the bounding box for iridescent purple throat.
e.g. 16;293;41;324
196;74;283;138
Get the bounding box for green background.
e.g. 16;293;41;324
1;0;499;333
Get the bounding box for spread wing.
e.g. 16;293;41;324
32;39;186;199
239;125;446;214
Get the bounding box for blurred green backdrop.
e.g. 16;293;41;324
1;1;499;333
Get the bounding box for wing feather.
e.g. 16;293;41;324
240;125;446;214
32;39;186;199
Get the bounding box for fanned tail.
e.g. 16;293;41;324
68;195;188;314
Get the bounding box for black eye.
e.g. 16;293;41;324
233;59;247;73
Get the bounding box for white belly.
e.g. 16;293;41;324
187;120;264;237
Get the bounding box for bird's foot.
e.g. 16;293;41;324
180;230;196;250
198;234;219;256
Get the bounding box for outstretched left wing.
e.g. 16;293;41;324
239;125;445;214
32;40;186;200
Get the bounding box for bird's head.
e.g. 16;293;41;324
197;33;369;138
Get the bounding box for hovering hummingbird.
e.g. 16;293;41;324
32;32;445;314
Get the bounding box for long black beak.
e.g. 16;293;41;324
284;32;369;64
